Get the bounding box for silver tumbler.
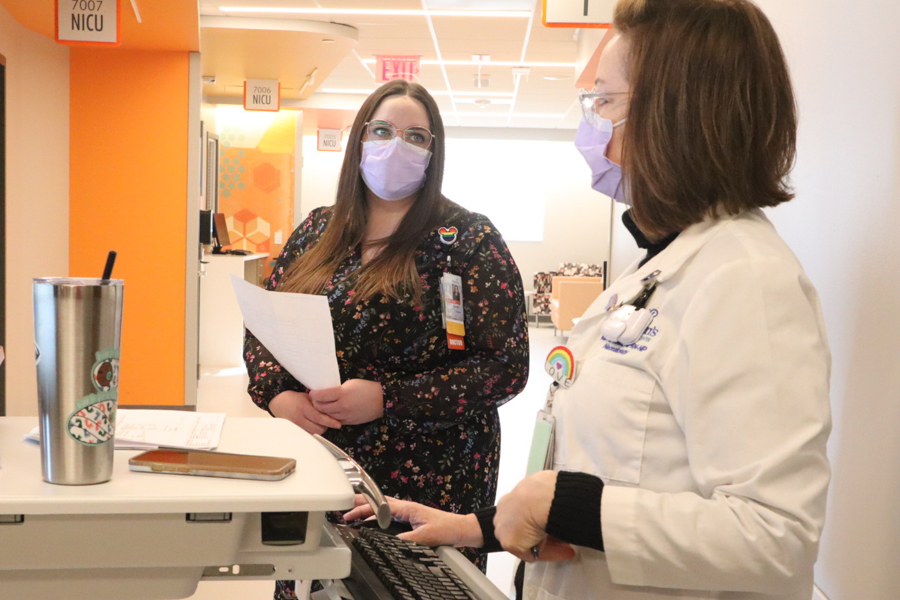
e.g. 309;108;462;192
33;277;124;485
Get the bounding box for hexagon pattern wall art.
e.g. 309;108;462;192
226;210;272;254
213;108;296;279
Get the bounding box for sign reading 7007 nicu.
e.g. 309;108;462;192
56;0;121;46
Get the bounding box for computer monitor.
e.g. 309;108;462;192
199;210;213;245
212;212;231;253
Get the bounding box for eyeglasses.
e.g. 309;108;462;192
364;120;435;149
578;89;631;122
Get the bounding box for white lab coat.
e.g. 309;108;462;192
524;209;832;600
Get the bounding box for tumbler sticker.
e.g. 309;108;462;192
91;348;120;392
35;343;41;366
67;392;117;445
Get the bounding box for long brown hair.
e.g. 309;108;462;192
279;80;448;302
614;0;797;240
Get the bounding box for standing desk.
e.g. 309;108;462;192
0;417;354;600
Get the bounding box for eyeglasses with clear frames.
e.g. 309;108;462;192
577;89;631;122
364;120;435;149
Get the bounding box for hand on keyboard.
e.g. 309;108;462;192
336;525;479;600
343;495;482;548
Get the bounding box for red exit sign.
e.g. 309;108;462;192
375;56;421;83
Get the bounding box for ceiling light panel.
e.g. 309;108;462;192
354;37;436;57
437;38;522;64
330;0;422;9
425;0;534;9
429;13;529;46
217;7;531;17
524;40;580;64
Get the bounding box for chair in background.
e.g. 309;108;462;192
532;271;557;325
550;275;606;334
532;263;607;329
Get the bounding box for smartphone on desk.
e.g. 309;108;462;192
128;449;296;481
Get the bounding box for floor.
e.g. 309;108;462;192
188;323;565;600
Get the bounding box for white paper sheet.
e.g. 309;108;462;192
231;275;341;390
26;409;227;450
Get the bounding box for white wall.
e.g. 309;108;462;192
754;1;900;598
299;127;612;290
0;5;70;416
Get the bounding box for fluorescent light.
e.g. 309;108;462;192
361;59;576;68
219;8;531;18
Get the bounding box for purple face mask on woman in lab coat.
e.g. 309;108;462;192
575;116;629;204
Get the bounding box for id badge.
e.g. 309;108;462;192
441;272;465;350
525;409;556;476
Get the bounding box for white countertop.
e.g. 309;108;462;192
0;417;354;515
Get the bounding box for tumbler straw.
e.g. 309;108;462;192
102;251;117;281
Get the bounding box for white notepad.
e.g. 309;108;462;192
26;409;227;450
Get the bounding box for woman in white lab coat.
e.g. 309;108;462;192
345;0;832;599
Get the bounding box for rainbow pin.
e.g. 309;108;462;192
438;226;459;245
545;345;576;388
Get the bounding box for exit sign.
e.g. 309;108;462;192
542;0;614;28
56;0;121;45
244;79;281;112
375;56;421;84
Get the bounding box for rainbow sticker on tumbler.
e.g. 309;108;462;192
545;345;576;388
438;226;458;245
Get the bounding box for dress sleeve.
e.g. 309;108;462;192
243;208;329;414
601;257;832;593
380;221;530;426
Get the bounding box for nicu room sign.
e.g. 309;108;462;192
244;79;281;112
56;0;121;46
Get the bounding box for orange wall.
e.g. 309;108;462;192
69;48;189;406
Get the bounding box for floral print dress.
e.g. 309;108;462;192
243;201;529;596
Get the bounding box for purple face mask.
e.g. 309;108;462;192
575;116;629;204
360;137;432;201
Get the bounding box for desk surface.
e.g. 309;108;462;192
0;417;354;516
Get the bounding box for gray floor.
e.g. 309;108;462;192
189;324;563;600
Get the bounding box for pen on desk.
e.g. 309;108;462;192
102;250;117;280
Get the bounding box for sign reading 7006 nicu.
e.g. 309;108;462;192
56;0;121;46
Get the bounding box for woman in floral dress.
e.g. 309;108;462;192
243;79;529;598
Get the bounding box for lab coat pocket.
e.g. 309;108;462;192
559;358;655;485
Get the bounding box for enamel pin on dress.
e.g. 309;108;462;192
438;226;458;245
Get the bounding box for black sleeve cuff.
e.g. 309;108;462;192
545;471;605;552
474;506;503;553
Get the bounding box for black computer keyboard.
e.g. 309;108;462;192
334;524;481;600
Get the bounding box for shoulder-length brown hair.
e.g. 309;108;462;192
614;0;797;240
279;80;448;303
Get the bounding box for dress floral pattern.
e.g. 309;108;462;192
244;202;529;596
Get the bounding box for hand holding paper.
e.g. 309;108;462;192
231;276;341;390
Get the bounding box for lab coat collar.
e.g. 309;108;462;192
625;208;753;285
576;208;756;328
